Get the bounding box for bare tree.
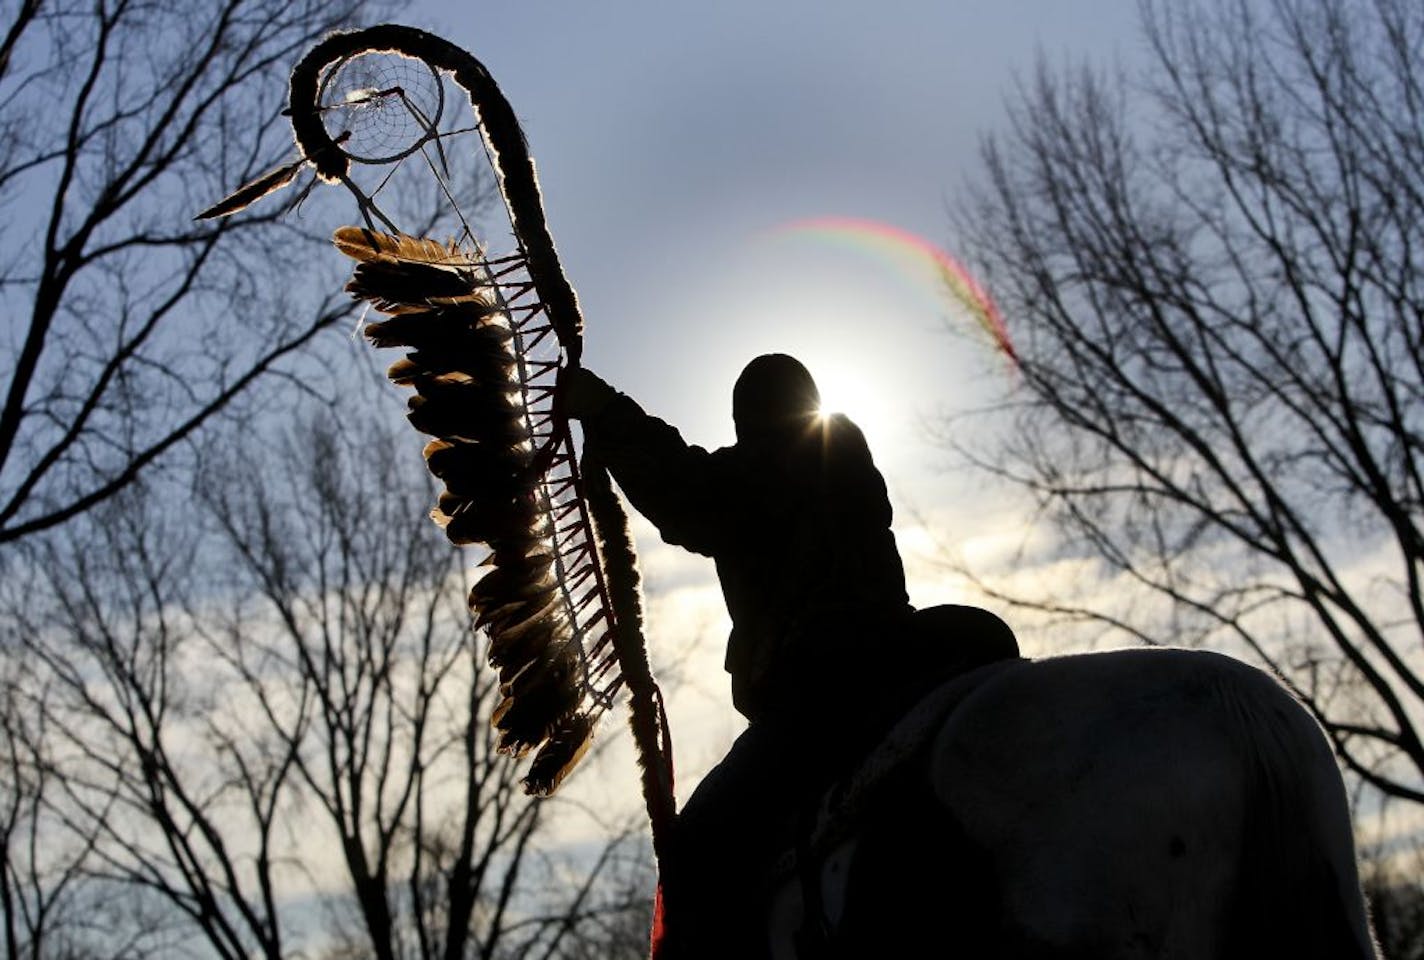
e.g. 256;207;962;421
2;386;651;959
0;4;650;955
0;0;390;544
1;671;176;960
951;0;1423;803
193;404;599;960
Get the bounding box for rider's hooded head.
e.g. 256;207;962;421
732;354;821;446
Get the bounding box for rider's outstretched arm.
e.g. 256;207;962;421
565;368;733;556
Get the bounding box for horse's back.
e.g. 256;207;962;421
923;647;1376;959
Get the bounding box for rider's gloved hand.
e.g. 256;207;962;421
563;366;618;420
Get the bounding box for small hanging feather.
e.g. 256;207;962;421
195;156;307;220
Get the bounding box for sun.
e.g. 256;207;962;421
811;361;894;445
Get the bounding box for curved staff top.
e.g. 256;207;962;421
288;25;585;365
283;24;674;840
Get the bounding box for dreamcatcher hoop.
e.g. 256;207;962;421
314;50;446;165
286;25;585;361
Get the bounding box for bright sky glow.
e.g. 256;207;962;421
768;217;1018;372
811;357;895;442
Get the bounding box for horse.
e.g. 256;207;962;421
722;647;1380;959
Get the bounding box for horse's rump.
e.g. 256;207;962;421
910;647;1376;959
720;647;1378;959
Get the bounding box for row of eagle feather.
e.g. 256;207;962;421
334;225;596;797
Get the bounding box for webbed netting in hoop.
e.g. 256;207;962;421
255;25;673;809
316;52;445;164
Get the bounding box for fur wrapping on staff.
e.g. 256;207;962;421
578;450;677;852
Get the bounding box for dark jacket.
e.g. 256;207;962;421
580;391;911;722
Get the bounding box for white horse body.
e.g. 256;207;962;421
773;648;1378;958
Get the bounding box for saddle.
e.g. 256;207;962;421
766;646;1027;956
801;655;1026;855
783;604;1020;852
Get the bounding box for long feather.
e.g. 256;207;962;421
441;494;546;546
523;712;595;797
349;259;483;308
492;649;582;753
387;346;516;386
333;225;468;265
487;617;564;681
468;561;555;608
406;385;524;442
487;594;564;643
364;309;505;349
336;227;490;312
425;440;526;499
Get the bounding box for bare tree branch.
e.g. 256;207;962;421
0;0;373;544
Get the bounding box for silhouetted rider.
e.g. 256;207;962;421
568;353;1017;958
570;353;910;723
